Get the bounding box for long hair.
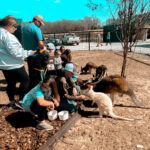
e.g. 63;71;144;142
42;77;60;102
60;46;65;53
61;49;72;66
0;15;18;27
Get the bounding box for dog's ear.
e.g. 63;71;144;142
87;84;93;89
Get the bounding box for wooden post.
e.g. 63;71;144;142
38;112;81;150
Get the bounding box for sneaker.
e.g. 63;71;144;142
9;103;17;109
36;121;53;130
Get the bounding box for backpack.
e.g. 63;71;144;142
29;49;50;70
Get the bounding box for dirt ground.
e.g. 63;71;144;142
0;50;150;150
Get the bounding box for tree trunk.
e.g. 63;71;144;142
121;45;128;77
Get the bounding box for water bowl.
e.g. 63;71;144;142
58;111;69;121
47;110;58;121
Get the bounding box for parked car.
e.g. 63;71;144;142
62;33;80;45
47;36;60;46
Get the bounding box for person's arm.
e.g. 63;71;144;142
37;97;55;110
72;87;78;96
34;27;44;49
52;98;60;107
64;93;86;100
38;40;44;49
4;33;35;59
61;77;85;100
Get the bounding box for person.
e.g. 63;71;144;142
59;45;65;53
45;43;57;77
61;49;72;68
53;49;63;77
46;43;55;65
47;43;55;54
28;43;55;90
57;62;85;112
106;32;111;45
0;15;35;104
96;33;102;47
22;15;45;87
22;76;60;130
22;14;44;50
28;47;50;90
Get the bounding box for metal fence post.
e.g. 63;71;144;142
88;31;91;51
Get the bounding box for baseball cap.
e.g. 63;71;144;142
47;43;55;50
64;63;76;74
34;15;44;25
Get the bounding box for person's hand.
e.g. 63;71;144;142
53;98;59;107
76;95;86;100
31;50;36;55
48;101;55;110
47;64;51;70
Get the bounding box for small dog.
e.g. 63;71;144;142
83;85;134;120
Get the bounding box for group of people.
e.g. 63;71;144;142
0;15;85;130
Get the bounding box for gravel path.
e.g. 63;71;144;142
56;40;150;56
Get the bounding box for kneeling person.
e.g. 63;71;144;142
22;77;60;130
57;63;85;112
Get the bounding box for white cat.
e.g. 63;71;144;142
83;85;134;121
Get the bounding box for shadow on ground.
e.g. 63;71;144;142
6;111;37;128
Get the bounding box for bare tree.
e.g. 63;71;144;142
88;0;150;77
41;17;101;34
106;18;115;25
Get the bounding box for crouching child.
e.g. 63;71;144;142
22;76;60;130
57;63;85;112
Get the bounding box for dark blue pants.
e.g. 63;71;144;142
30;100;48;121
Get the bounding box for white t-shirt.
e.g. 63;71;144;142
53;56;62;70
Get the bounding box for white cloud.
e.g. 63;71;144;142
55;0;60;3
8;10;19;14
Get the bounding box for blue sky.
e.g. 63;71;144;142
0;0;109;23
